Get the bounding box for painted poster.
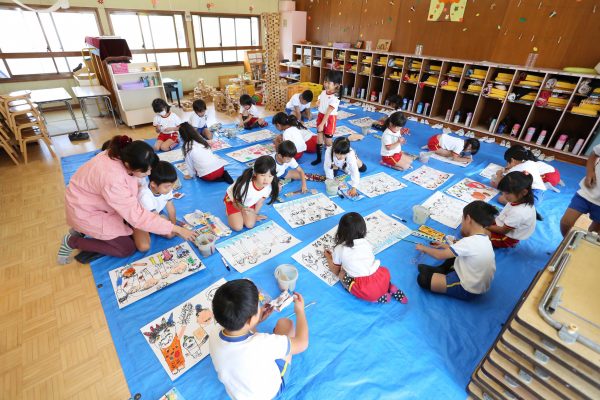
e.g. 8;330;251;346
479;163;504;180
273;193;345;229
428;0;467;22
403;165;453;190
357;172;407;198
225;143;275;163
238;129;276;143
445;178;499;203
421;191;468;229
209;138;232;151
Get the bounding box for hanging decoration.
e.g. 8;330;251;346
249;5;254;12
97;0;103;4
11;0;69;12
151;0;158;8
206;2;215;9
549;10;557;18
428;0;467;22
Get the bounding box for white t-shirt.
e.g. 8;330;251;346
239;104;260;117
317;91;340;116
536;161;555;176
272;153;299;178
495;202;537;240
189;112;208;129
184;141;226;178
577;144;600;205
153;112;182;133
286;93;311;112
324;147;361;188
282;126;308;153
333;238;380;278
450;234;496;294
381;128;402;157
438;134;465;155
209;329;290;400
138;182;174;213
506;160;546;192
226;181;272;207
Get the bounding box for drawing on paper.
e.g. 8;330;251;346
158;149;184;163
225;143;275;163
109;242;205;309
273;193;344;228
479;162;504;180
291;210;411;286
402;165;453;190
238;129;276;143
429;153;472;167
209;138;232;151
159;388;186;400
348;117;377;127
336;110;355;120
333;125;358;137
421;191;468;229
141;278;226;380
304;119;317;128
216;221;300;273
357;172;407;198
445;178;499;203
174;162;189;175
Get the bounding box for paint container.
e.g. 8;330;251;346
361;125;370;135
412;205;430;225
196;234;217;257
275;264;298;291
325;179;339;196
419;151;431;164
453;111;462;124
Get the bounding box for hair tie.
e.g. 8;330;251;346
522;170;530;176
119;135;132;148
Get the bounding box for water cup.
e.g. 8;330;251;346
275;264;298;292
325;179;339;196
196;234;216;257
412;205;430;225
419;151;431;164
360;125;370;136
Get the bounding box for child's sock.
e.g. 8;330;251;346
311;144;323;166
376;293;391;303
358;163;367;173
389;284;408;304
57;232;75;265
222;170;234;184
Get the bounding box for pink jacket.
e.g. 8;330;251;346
65;151;173;240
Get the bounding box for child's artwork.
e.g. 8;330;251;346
428;0;467;22
273;193;345;228
225;143;275;163
159;388;186;400
216;221;300;273
349;117;377;127
402;165;453;190
158;149;184;163
479;162;504;179
292;210;411;286
174;162;189;175
304;119;317;128
141;278;226;380
238;129;276;143
357;172;407;198
445;178;499;203
305;173;348;182
338;187;365;201
210;138;232;151
110;242;205;309
421;191;468;229
429;153;472;167
336;110;355;120
333;125;358;137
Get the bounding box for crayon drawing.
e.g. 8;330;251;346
429;153;472;167
158;149;184;163
445;178;499;203
348;117;377;127
358;172;407;198
209;138;232;151
333;125;358;137
402;165;453;190
225;143;275;163
336;110;355;120
479;162;504;180
273;193;345;228
421;191;468;229
238;129;276;143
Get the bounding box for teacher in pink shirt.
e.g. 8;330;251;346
57;135;197;264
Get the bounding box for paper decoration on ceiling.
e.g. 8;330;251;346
206;2;215;9
428;0;467;22
97;0;103;3
151;0;158;7
249;5;254;12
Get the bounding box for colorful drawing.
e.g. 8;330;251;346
141;278;226;380
376;39;392;51
304;119;317;128
348;117;377;127
109;242;205;309
305;173;348;182
479;162;504;180
357;172;407;198
225;143;275;163
159;388;186;400
336;110;355;120
428;0;467;22
402;165;453;190
174;162;189;175
216;221;300;273
238;129;276;143
292;210;411;286
273;193;345;228
429;153;472;167
158;149;184;163
210;138;232;151
421;191;468;229
445;178;499;203
333;125;358;137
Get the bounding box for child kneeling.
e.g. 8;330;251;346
273;140;308;193
210;279;309;400
380;111;413;170
324;212;408;304
180;122;233;183
416;201;498;301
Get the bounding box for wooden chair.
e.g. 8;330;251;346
0;122;19;165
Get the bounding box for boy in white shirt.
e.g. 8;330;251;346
209;279;309;400
286;90;314;121
272;140;308;193
238;94;268;130
416;201;498;300
188;99;213;141
425;133;480;164
152;98;182;152
324;137;366;197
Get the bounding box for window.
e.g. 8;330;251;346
0;7;101;80
191;14;260;66
108;10;190;68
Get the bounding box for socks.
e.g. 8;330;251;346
311;144;323;166
377;293;391;303
358;163;367;173
222;170;234;184
389;284;408;304
57;232;75;265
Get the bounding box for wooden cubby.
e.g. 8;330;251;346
289;44;600;164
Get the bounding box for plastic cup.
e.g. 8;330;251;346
275;264;298;292
412;205;430;225
419;151;431;164
196;234;216;257
325;179;339;196
361;125;370;135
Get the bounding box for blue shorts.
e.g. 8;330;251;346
445;271;478;301
532;188;545;204
568;193;600;222
275;358;291;396
285;108;309;120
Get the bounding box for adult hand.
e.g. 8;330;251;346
173;225;198;241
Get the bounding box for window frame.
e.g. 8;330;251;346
190;12;262;68
0;3;104;82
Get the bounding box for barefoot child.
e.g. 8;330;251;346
273;141;308;193
425;133;480;164
286;89;314;121
239;94;268;129
312;70;343;166
152;98;182;151
324;137;367;197
380;111;414;170
188;99;213;141
492;145;546;205
179;123;233;183
272;112;316;159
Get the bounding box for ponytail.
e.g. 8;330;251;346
273;112;307;130
179;122;210;157
504;144;538;163
106;135;158;173
232;155;279;205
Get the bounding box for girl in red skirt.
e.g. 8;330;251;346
324;212;408;304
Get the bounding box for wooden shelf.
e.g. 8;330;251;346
113;71;160;76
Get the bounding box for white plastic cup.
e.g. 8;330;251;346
325;179;339;196
419;151;431;164
196;234;216;257
361;125;370;135
275;264;298;291
412;205;430;225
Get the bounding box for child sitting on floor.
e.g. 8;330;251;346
188;99;213;141
210;279;309;400
487;172;536;248
380;111;414;171
179;122;233;184
134;161;178;251
425;132;480;164
272;112;316;159
416;201;498;301
324;212;408;304
324;137;367;197
238;94;268;130
286;89;313;121
492;145;546;206
224;155;279;231
537;160;563;192
272;140;308;193
152;98;182;152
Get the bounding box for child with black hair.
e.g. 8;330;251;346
492;145;546;205
416;201;498;301
238;94;268;129
272;112;316;159
324;212;408;304
487;172;536;248
224;155;279;231
152;98;182;152
272;140;308;193
373;95;403;130
179;122;233;184
537;160;563;192
380;111;414;170
425;133;480;164
324;137;367;197
312;70;343;166
188;99;213;141
286;89;314;121
209;279;309;400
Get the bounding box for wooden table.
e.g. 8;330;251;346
30;88;88;135
71;85;118;128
